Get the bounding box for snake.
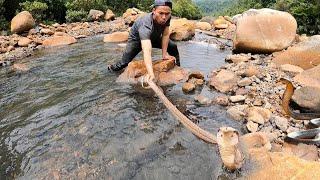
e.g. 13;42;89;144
280;78;320;145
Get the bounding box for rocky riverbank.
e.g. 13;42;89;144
1;7;320;178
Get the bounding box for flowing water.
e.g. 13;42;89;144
0;34;244;179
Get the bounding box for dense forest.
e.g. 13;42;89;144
193;0;233;16
0;0;201;31
194;0;320;35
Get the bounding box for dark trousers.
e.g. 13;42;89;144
109;39;180;71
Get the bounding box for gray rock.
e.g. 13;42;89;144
274;116;289;131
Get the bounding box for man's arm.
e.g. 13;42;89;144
141;39;155;82
162;26;171;59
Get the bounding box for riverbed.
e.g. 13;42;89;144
0;34;244;179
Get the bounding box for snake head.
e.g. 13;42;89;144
217;127;240;146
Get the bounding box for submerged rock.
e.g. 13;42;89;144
103;31;129;43
234;8;297;53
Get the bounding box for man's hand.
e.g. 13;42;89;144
162;52;175;61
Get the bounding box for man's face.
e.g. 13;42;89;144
152;6;171;25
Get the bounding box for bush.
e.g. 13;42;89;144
65;10;88;22
65;0;107;12
19;1;48;22
172;0;202;20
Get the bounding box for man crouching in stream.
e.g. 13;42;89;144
107;0;180;83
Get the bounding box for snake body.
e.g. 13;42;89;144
280;78;320;145
146;79;217;144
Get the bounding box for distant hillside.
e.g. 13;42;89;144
193;0;234;15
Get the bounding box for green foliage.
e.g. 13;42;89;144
19;1;48;21
193;0;233;16
173;0;202;19
65;0;107;12
65;10;88;22
0;0;7;30
273;0;320;35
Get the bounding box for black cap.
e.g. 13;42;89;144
154;0;172;9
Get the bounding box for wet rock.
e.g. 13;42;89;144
40;28;54;35
42;32;77;46
280;64;304;75
229;95;246;103
292;86;320;111
238;77;252;87
194;95;211;105
105;9;115;21
11;63;29;72
182;82;195;93
225;54;250;64
247;121;259;132
234;8;297;53
18;37;32;47
169;18;195;41
213;16;229;29
195;22;212;31
227;105;248;121
273;35;320;70
247;107;272;125
103;31;129;43
294;65;320;89
117;58;188;86
188;71;204;80
274;116;288;132
88;9;104;21
157;67;189;86
214;95;229;106
209;70;239;93
11;11;35;34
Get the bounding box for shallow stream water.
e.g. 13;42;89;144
0;34;244;179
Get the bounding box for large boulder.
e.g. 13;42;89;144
88;9;104;21
273;35;320;70
233;8;297;53
294;65;320;89
11;11;35;34
247;152;320;179
209;70;239;93
105;9;115;21
103;31;129;43
42;32;77;46
292;86;320;111
169;18;195;41
116;58;188;86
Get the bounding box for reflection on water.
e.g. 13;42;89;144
0;34;244;179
